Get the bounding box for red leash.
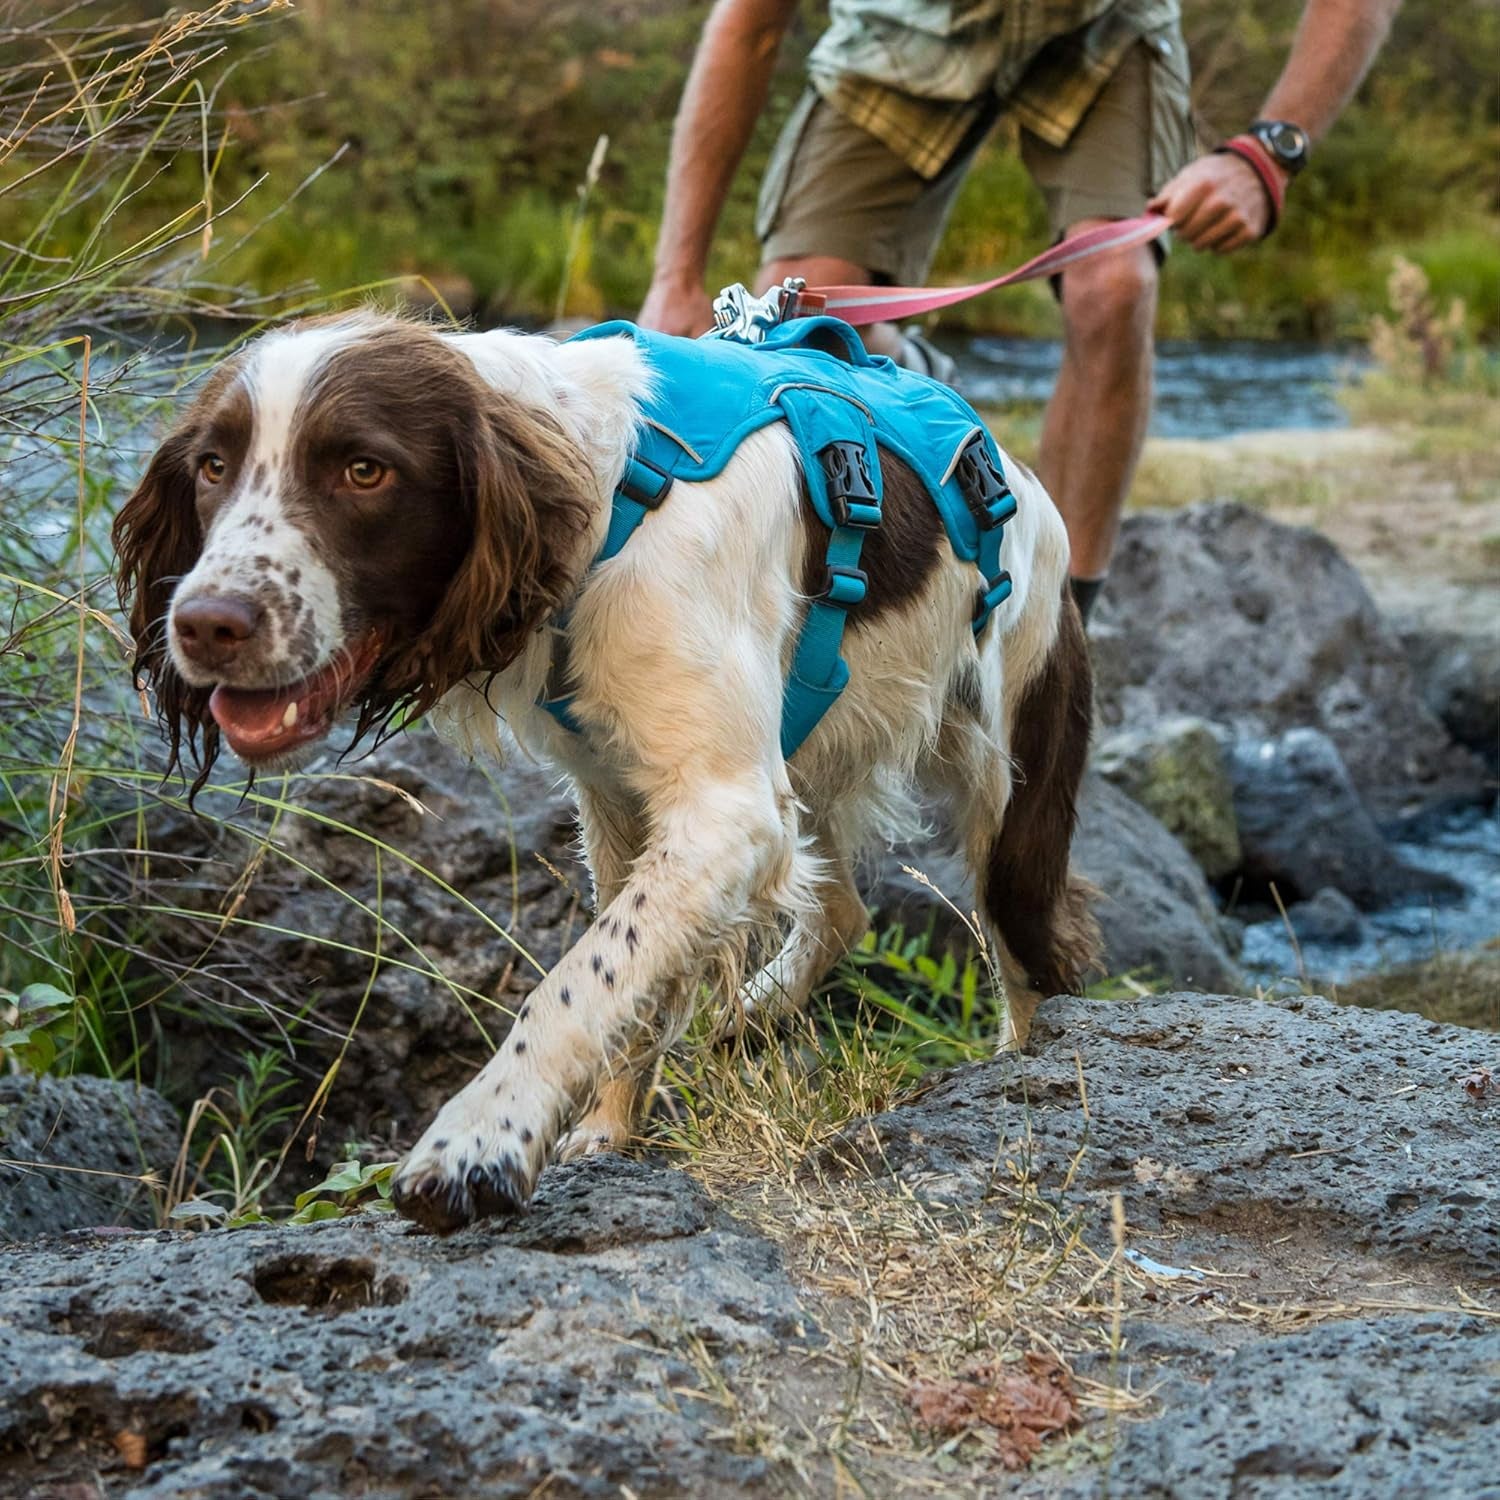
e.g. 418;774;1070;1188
792;211;1171;327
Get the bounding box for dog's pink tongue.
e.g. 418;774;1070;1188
209;682;322;759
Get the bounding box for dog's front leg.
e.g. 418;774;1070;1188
391;772;794;1231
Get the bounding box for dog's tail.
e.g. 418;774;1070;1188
982;591;1102;996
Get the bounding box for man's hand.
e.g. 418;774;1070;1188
1148;152;1288;253
639;275;716;336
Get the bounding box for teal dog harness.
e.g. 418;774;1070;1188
546;317;1017;759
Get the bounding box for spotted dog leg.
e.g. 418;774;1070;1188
392;773;795;1231
553;985;690;1161
553;783;672;1161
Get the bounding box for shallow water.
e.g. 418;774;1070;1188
1238;804;1500;987
951;335;1368;439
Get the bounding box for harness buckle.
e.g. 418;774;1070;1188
818;564;868;608
954;432;1016;531
618;454;674;508
820;440;880;529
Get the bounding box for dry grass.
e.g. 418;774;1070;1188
638;1005;1150;1489
1334;941;1500;1033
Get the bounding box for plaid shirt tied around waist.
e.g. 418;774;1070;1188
808;0;1182;178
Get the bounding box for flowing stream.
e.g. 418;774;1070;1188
950;335;1366;438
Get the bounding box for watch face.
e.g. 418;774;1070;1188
1255;120;1309;168
1271;123;1307;157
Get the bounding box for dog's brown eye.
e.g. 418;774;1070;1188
199;454;227;484
345;458;388;490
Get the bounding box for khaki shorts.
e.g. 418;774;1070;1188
758;35;1196;284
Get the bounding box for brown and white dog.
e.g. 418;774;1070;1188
114;311;1098;1232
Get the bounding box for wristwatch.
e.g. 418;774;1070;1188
1248;119;1311;176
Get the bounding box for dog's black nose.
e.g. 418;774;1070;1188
173;594;262;669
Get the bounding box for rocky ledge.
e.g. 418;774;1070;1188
3;992;1495;1498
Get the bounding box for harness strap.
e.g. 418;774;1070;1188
775;390;883;760
601;453;674;557
952;431;1017;635
538;452;675;732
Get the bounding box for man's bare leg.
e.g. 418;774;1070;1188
1038;223;1159;606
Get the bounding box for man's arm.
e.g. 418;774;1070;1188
1150;0;1402;253
639;0;800;335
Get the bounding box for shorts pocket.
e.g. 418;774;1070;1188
755;87;821;244
1144;21;1197;191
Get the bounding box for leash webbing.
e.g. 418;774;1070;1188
797;212;1171;327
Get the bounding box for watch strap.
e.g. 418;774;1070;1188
1214;134;1284;238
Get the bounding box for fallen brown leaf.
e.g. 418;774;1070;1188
1462;1068;1492;1100
906;1351;1078;1469
113;1430;148;1469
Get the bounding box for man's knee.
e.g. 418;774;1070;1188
1059;244;1158;352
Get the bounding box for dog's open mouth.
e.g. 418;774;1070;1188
208;629;384;762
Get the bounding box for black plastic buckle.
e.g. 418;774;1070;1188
973;570;1014;623
830;493;883;529
954;433;1012;528
821;441;881;529
619;455;674;509
818;564;869;608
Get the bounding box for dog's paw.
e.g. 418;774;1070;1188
391;1146;534;1234
392;1102;550;1232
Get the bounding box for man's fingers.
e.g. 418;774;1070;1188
1151;153;1278;251
1177;198;1237;248
1202;219;1255;254
1151;178;1212;228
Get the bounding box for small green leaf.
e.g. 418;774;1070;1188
17;983;71;1014
20;1031;56;1075
289;1199;342;1224
293;1159;364;1209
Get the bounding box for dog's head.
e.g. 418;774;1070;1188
113;314;592;785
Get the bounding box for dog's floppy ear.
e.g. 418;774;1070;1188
374;382;593;721
111;422;216;781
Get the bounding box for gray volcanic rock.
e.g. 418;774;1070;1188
1228;728;1457;909
1094;715;1242;880
1072;774;1240;991
1401;620;1500;766
1092;503;1482;812
0;1075;180;1241
1288;886;1365;945
133;729;588;1150
1077;1317;1500;1500
0;1155;808;1499
837;992;1498;1273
